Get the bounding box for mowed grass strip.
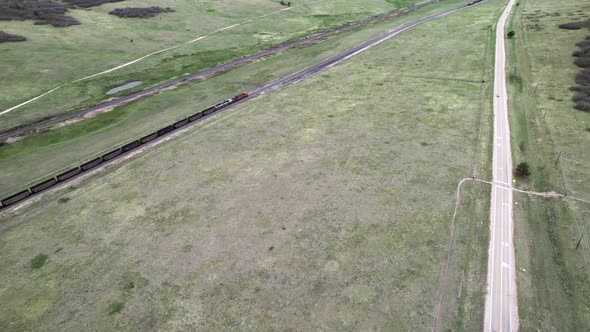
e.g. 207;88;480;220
506;0;590;330
0;0;473;198
0;1;500;330
0;0;424;130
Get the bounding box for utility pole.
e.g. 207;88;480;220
576;234;584;250
555;151;562;167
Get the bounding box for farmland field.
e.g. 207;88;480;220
0;0;427;131
506;0;590;330
0;0;503;330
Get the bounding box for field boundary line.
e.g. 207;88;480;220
432;176;496;331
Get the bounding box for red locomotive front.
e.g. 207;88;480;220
232;92;249;102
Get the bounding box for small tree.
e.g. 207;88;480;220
515;162;531;177
507;31;516;39
31;254;48;269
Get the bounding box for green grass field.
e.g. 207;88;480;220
505;0;590;329
0;0;503;330
0;0;476;199
0;0;428;131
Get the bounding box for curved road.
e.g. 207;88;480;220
484;0;519;330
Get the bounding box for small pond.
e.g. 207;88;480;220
106;81;143;95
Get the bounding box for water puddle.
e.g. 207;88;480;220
106;81;143;95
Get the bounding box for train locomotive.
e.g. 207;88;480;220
214;92;249;110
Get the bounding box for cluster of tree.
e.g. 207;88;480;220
0;31;27;43
108;7;175;19
0;0;79;27
558;19;590;30
62;0;124;8
0;0;126;29
560;19;590;112
279;1;292;7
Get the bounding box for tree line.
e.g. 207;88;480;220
559;19;590;112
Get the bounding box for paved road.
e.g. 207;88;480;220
484;0;519;330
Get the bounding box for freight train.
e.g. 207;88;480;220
0;91;250;211
466;0;485;5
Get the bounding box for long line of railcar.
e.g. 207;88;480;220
0;92;249;211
